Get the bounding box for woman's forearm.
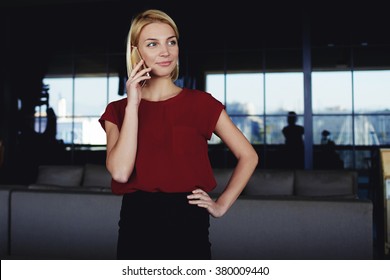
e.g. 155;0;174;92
106;104;139;183
215;149;258;215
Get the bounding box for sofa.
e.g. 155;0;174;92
0;164;373;260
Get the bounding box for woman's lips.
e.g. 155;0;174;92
157;61;172;67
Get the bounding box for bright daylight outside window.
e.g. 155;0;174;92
39;70;390;147
41;76;120;145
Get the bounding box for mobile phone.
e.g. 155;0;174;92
131;47;150;87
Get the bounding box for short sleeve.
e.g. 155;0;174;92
98;98;127;131
194;91;224;140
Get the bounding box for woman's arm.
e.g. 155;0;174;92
105;103;139;183
105;61;150;183
188;109;258;217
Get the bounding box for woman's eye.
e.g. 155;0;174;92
168;40;177;46
147;42;157;47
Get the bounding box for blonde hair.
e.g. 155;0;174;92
126;9;180;81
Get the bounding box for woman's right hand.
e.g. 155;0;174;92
126;60;151;106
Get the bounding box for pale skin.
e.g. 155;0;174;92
104;22;258;218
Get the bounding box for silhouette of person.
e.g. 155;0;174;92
282;111;304;168
318;130;343;169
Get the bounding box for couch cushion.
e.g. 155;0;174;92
36;165;84;187
10;190;122;259
210;196;373;260
243;169;294;196
210;168;233;194
82;164;112;189
294;170;357;197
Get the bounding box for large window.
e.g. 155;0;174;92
40;69;390;149
41;76;120;145
206;72;304;145
312;70;390;145
206;73;265;144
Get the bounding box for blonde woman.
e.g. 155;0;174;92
99;9;258;260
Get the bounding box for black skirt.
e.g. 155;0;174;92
117;190;211;260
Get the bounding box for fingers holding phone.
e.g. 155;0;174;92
126;60;150;105
129;46;151;88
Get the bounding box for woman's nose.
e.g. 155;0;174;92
159;45;169;56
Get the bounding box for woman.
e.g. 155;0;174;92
99;9;258;260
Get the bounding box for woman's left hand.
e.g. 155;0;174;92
187;189;226;218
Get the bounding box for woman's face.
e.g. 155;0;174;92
137;22;179;79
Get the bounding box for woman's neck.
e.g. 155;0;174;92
141;78;182;102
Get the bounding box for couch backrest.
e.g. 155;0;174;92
243;169;295;196
213;168;358;198
29;164;112;191
213;169;295;196
294;169;358;198
82;164;112;189
211;168;234;194
35;165;84;187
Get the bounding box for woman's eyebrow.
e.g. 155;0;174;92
145;35;177;41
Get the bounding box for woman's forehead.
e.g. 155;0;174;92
140;22;176;40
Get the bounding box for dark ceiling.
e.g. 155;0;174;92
1;0;389;82
1;0;389;55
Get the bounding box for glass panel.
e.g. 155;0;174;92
354;70;390;113
230;116;263;144
43;77;73;117
55;116;106;145
206;74;225;105
56;116;75;144
225;50;264;115
312;71;352;114
265;72;304;114
312;115;352;145
43;77;74;144
265;115;296;145
209;133;222;145
369;115;390;145
354;149;373;170
354;115;381;145
43;76;118;145
108;75;122;103
226;73;263;115
76;117;106;145
74;77;107;116
108;54;125;102
332;115;353;145
338;150;354;169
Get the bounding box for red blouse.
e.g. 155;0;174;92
99;88;224;195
